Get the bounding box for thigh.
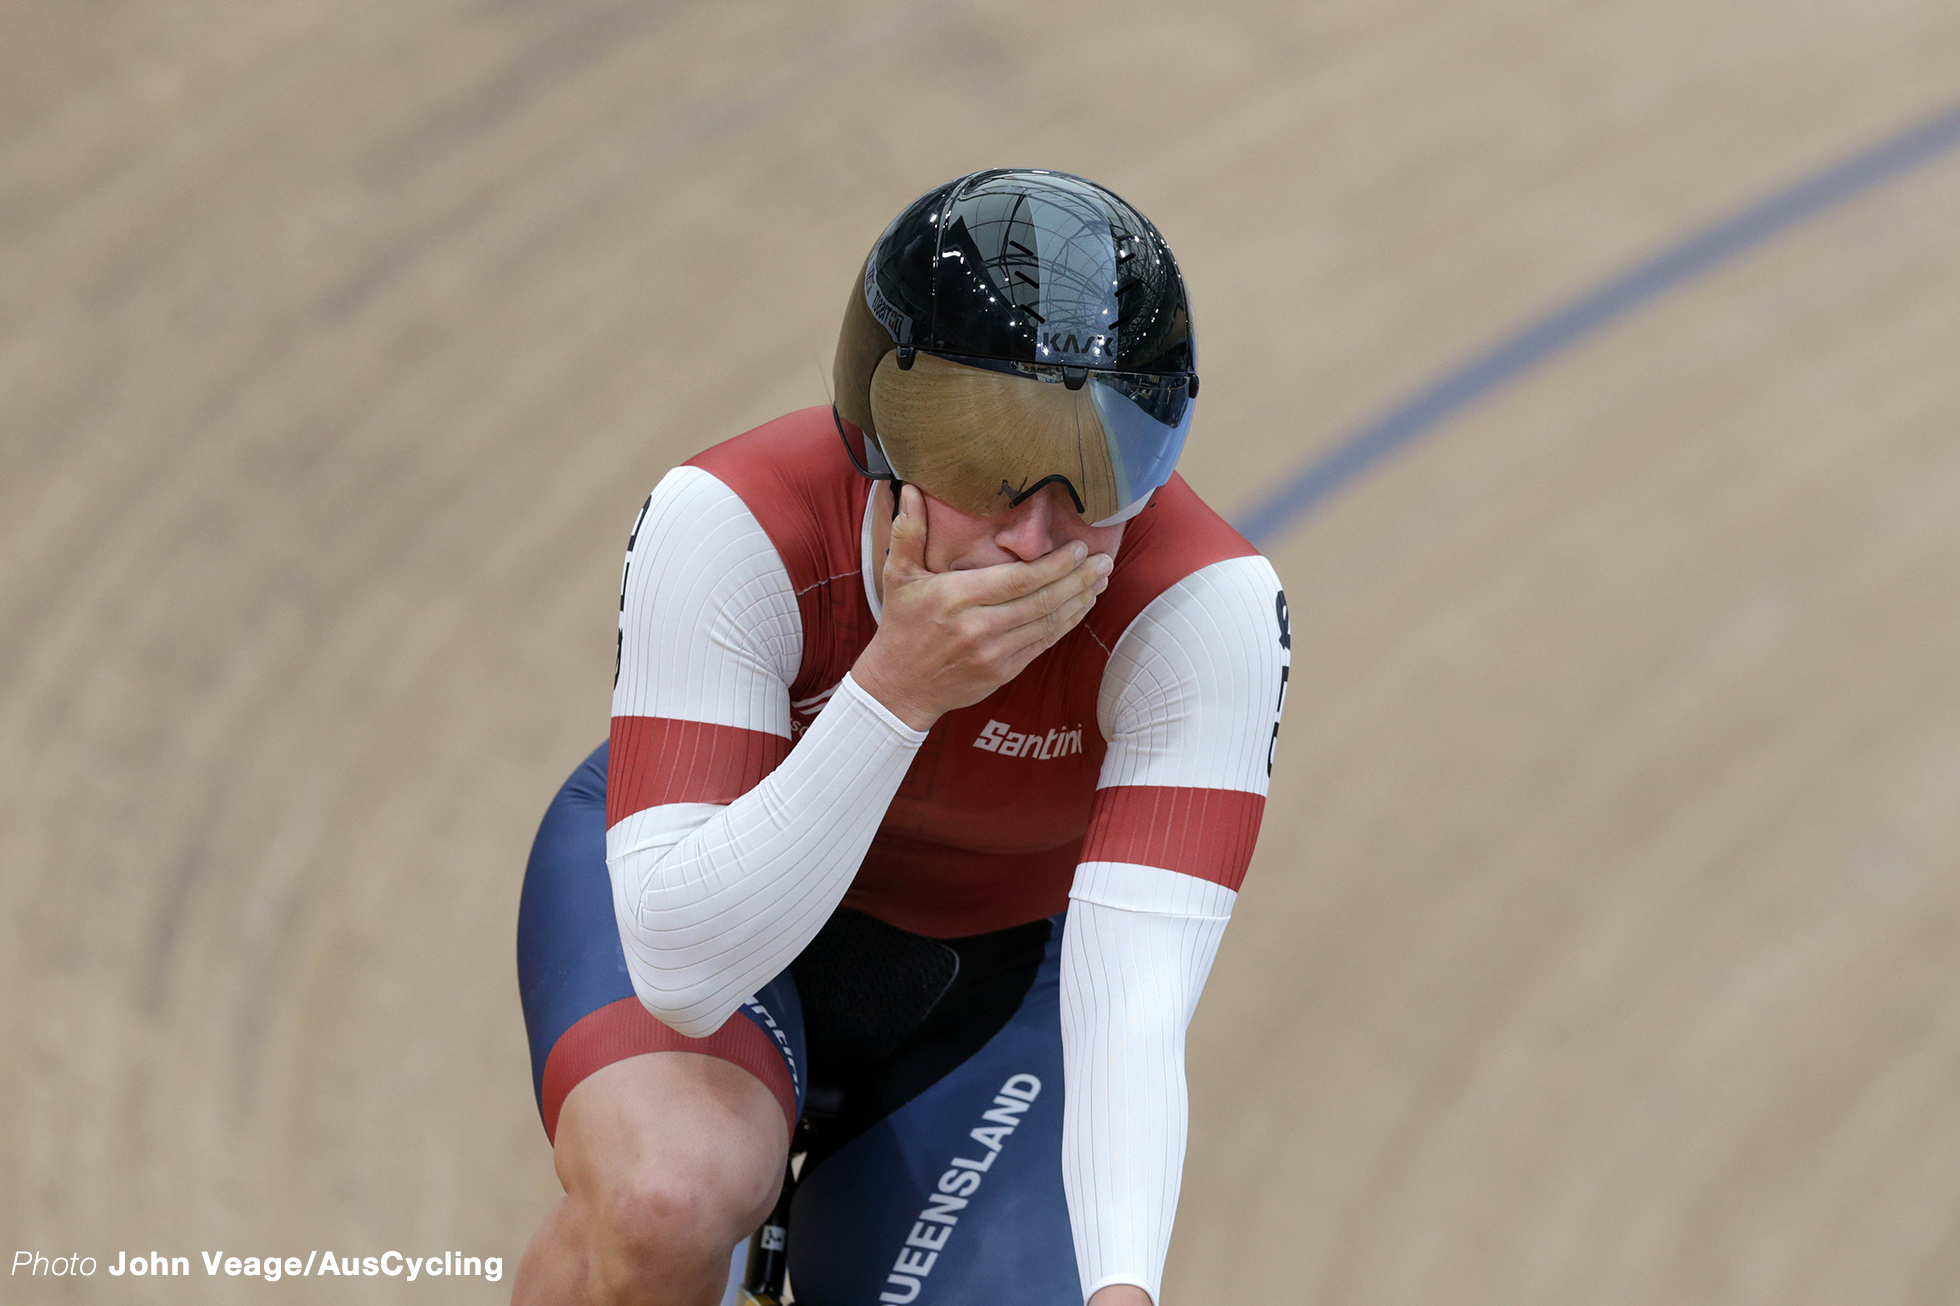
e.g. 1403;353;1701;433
517;741;808;1142
788;921;1077;1306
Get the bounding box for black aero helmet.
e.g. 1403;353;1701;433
834;169;1198;526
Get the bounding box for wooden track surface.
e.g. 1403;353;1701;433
4;2;1958;1301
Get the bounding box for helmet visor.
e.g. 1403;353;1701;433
868;351;1193;527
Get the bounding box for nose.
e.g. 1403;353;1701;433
994;488;1060;561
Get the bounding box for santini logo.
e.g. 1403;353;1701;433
972;720;1083;759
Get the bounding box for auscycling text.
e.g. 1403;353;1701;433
9;1249;502;1282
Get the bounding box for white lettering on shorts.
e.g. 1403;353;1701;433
971;720;1083;760
877;1074;1042;1304
742;998;799;1098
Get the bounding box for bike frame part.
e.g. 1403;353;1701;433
741;1155;797;1304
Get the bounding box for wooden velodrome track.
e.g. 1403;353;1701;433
5;1;1958;1301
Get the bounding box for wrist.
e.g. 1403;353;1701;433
850;647;940;733
1087;1286;1152;1306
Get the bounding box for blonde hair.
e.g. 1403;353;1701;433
869;352;1120;521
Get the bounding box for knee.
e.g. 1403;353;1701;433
551;1053;789;1298
587;1150;779;1284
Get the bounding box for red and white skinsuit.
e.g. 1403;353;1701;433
606;407;1289;1302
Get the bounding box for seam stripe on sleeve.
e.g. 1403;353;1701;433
607;716;793;826
1080;785;1266;891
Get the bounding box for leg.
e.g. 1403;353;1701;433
513;1050;788;1306
789;919;1079;1306
514;744;807;1305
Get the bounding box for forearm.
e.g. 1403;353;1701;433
1059;882;1232;1304
607;673;924;1035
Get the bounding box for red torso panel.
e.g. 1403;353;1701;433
684;407;1256;937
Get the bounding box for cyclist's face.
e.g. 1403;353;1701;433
914;480;1126;573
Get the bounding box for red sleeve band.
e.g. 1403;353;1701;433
607;716;792;827
1079;785;1266;892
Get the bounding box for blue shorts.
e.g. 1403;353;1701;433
517;743;1079;1306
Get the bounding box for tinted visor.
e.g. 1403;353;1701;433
867;350;1193;527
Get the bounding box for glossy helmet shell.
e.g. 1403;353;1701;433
834;170;1196;456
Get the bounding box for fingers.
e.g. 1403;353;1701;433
970;555;1109;682
954;538;1093;606
948;547;1109;676
1011;572;1102;648
988;586;1099;677
870;507;1114;719
984;551;1110;634
883;483;929;582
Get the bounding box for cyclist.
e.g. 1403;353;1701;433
515;170;1289;1306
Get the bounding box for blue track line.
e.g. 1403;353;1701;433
1235;96;1960;549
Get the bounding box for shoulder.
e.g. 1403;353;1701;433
1101;554;1287;720
1095;552;1288;794
1126;554;1286;647
616;463;804;710
625;465;794;611
684;406;868;593
632;463;760;548
1083;473;1267;651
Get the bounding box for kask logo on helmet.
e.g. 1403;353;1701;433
1036;331;1112;359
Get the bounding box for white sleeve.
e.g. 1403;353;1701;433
606;467;926;1038
1061;555;1289;1304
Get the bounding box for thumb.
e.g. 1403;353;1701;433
885;483;929;580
